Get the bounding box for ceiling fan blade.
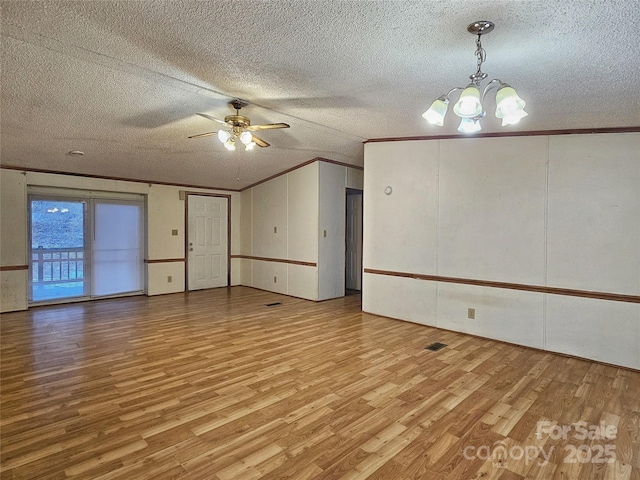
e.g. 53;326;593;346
196;113;229;126
188;131;218;139
246;122;290;131
251;135;270;147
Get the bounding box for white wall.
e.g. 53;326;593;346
438;137;548;284
1;159;362;310
0;169;28;311
240;160;363;301
241;162;318;300
546;135;640;294
318;162;346;300
288;165;319;264
363;132;640;369
0;169;241;311
252;174;289;259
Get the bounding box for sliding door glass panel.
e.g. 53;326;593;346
30;198;88;302
92;200;144;297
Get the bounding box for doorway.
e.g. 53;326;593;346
186;194;230;290
345;188;363;292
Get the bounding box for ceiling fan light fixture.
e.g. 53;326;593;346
190;100;290;149
224;139;236;151
423;20;528;133
240;131;253;145
218;129;231;143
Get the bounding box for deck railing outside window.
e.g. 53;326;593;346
31;246;84;285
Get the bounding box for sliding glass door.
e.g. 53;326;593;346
92;200;144;296
30;197;88;302
29;192;145;304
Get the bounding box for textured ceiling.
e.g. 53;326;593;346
1;1;639;190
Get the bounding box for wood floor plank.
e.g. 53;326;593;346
1;286;638;479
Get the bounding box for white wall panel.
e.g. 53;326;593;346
1;271;28;312
0;169;27;267
287;163;318;263
252;260;288;295
252;174;287;258
318;162;346;300
363;141;439;273
346;167;364;190
438;137;548;284
240;188;253;255
25;171;149;194
239;258;252;287
546;295;640;370
362;273;437;326
288;264;318;301
547;133;640;295
436;282;545;349
229;258;241;286
147;262;185;295
229;192;242;256
147;185;185;260
0;170;28;311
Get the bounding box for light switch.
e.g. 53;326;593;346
171;229;178;236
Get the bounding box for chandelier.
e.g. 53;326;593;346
423;21;527;133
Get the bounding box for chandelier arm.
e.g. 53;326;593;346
445;87;466;99
480;79;505;103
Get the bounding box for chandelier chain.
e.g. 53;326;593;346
475;35;486;75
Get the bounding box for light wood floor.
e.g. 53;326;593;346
1;286;638;479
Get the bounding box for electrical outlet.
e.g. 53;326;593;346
167;276;173;283
273;276;277;283
468;308;475;319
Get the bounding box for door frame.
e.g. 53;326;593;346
184;192;232;290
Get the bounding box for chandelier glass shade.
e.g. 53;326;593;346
423;21;527;133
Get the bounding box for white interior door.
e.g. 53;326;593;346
187;195;228;290
346;192;363;290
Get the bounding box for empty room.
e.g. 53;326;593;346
1;1;638;479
